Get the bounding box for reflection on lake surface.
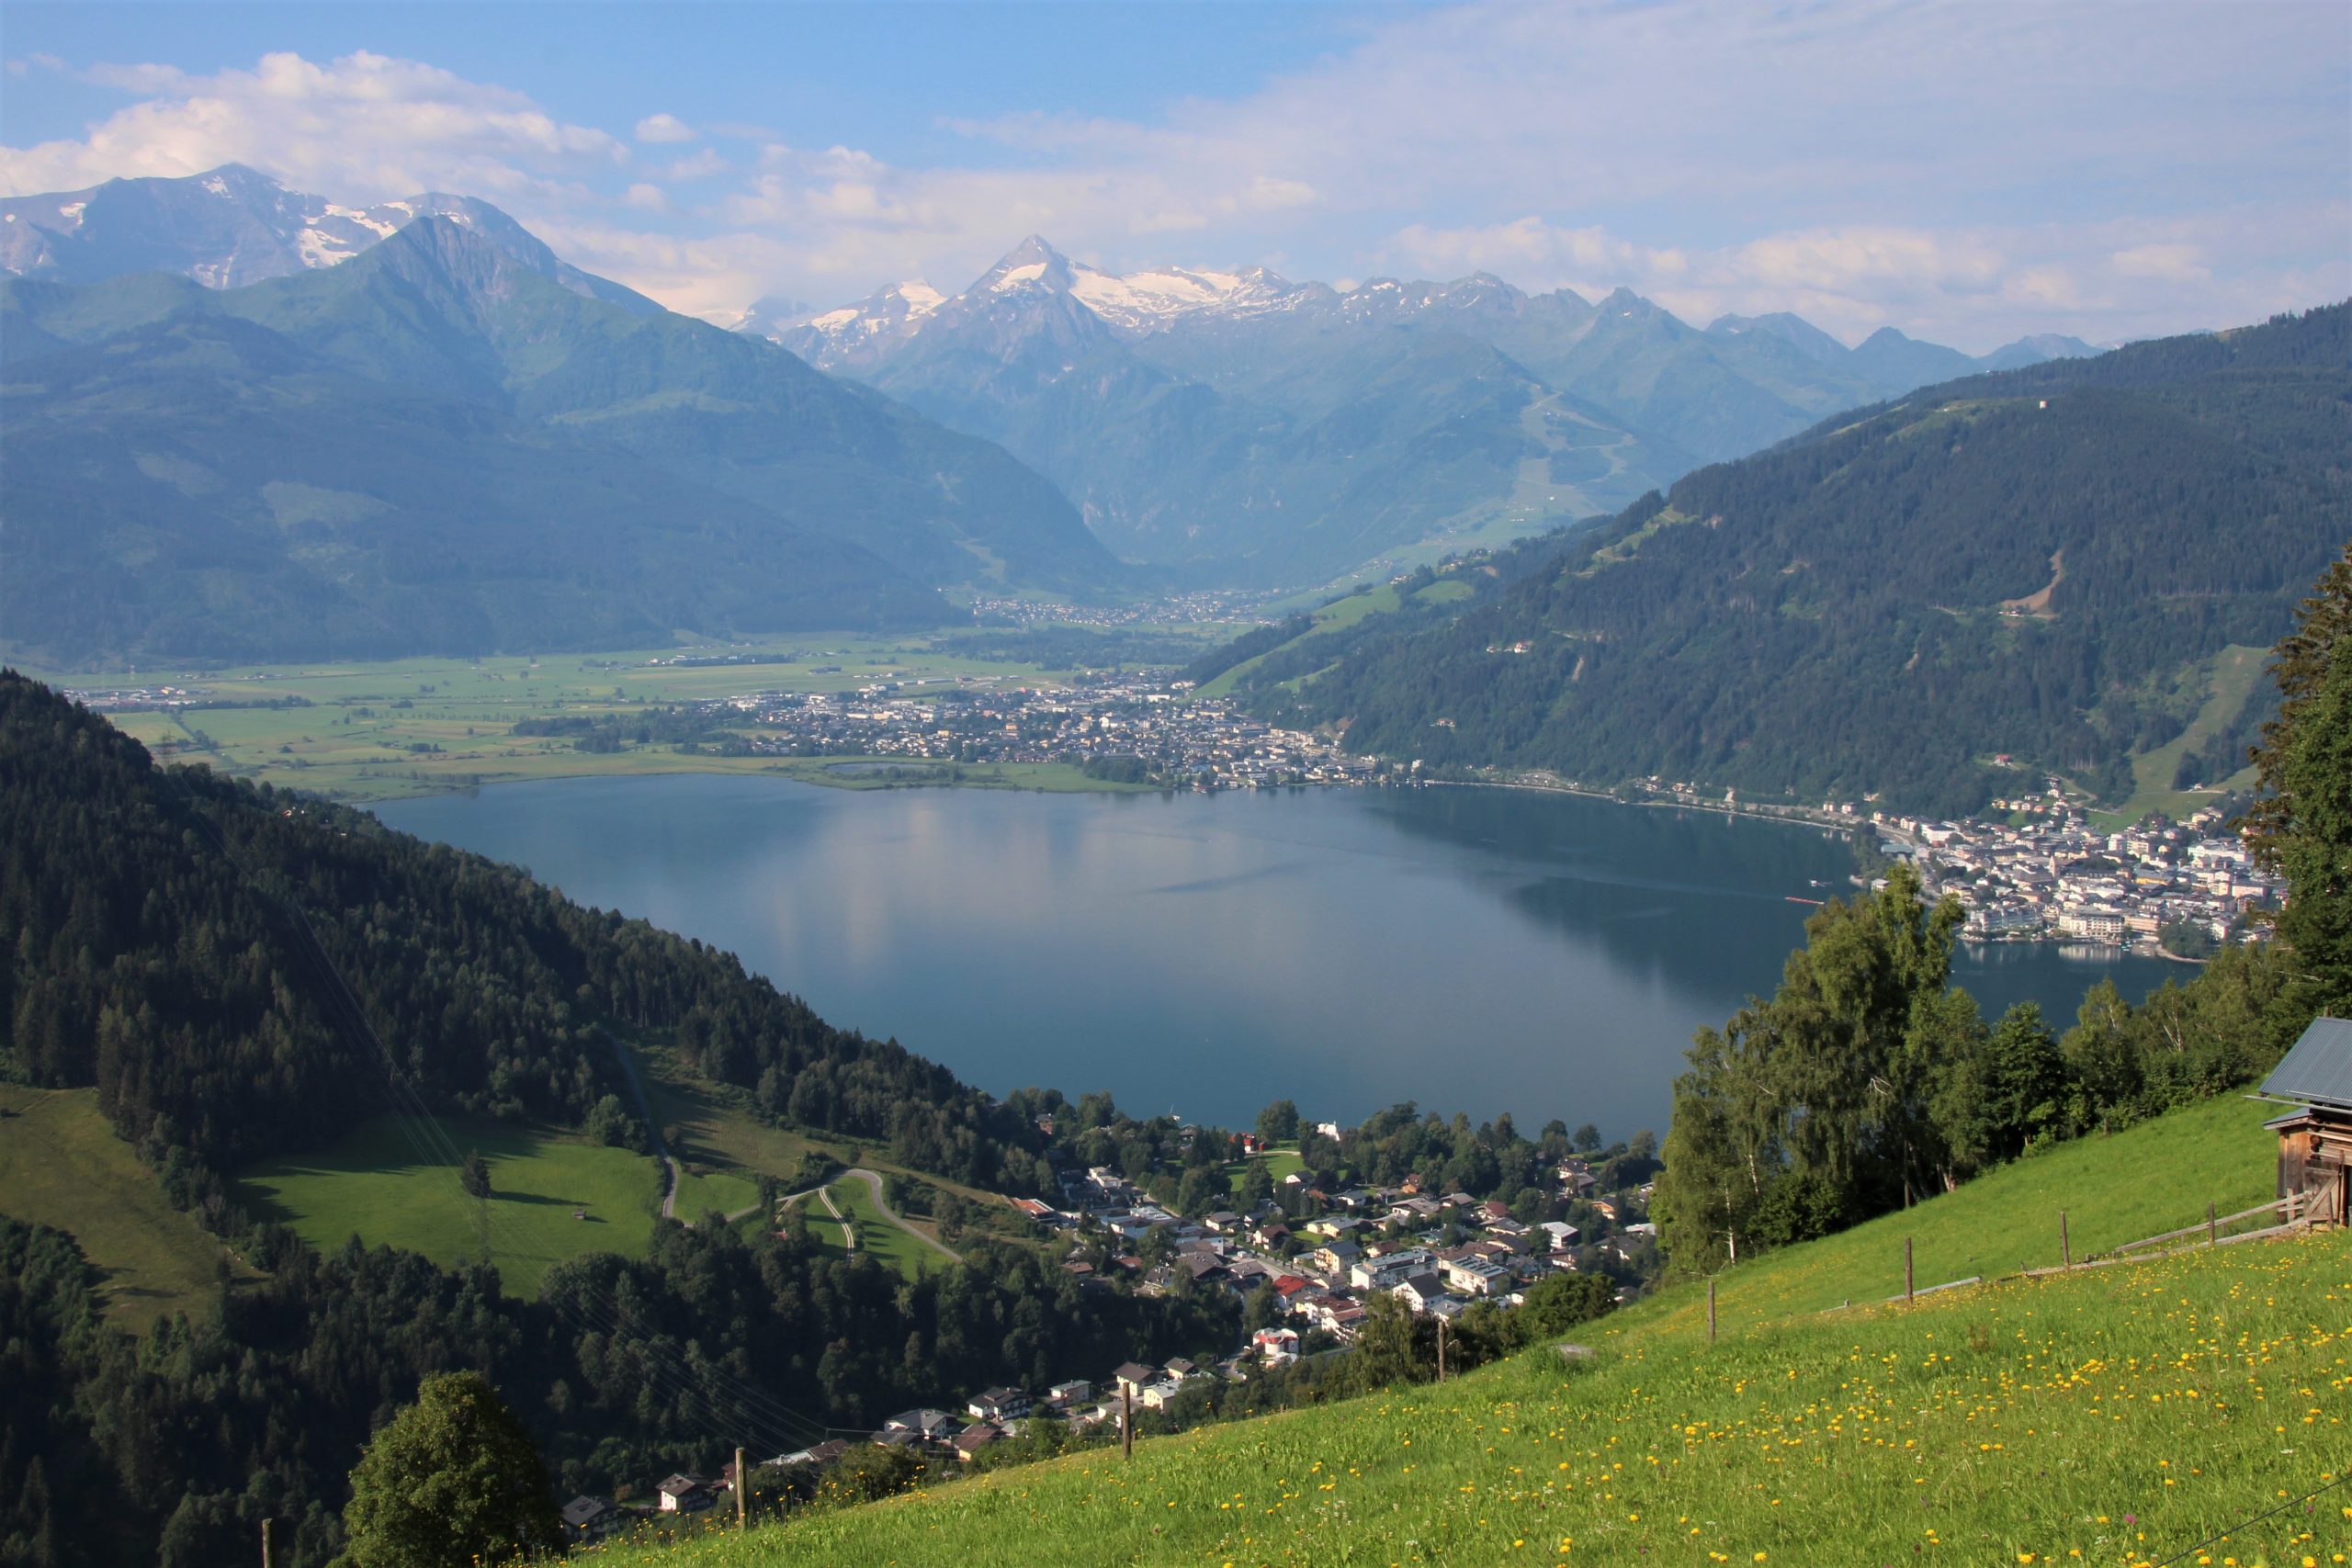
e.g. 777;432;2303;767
377;778;2179;1135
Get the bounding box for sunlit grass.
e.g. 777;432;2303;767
591;1231;2349;1568
586;1092;2347;1568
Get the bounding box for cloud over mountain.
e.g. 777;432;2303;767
3;3;2342;344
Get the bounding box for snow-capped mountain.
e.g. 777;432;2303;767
760;236;1331;371
0;164;660;314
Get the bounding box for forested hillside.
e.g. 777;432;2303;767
0;671;1253;1566
0;671;1044;1193
1238;304;2349;815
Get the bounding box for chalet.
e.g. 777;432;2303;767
1112;1362;1158;1397
1441;1255;1510;1296
967;1387;1033;1423
561;1495;624;1542
2259;1018;2352;1225
1046;1379;1092;1407
1309;1240;1362;1275
770;1439;850;1469
655;1474;716;1513
1390;1273;1453;1314
953;1423;1005;1461
1252;1326;1302;1363
881;1408;962;1442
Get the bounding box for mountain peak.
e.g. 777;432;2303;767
356;214;537;320
973;235;1079;296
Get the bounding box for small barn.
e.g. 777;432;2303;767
2258;1017;2352;1226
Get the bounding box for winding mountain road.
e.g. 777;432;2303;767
599;1031;685;1220
841;1168;960;1262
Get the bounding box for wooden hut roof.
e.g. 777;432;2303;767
2260;1018;2352;1113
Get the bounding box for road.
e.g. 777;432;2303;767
599;1031;684;1220
840;1168;960;1262
816;1184;854;1253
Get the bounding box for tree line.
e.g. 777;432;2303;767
1655;540;2349;1267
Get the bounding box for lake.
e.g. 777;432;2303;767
377;777;2180;1137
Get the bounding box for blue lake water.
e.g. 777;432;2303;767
377;777;2180;1137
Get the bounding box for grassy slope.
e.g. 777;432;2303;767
1196;581;1480;700
235;1113;753;1297
2093;644;2271;829
600;1093;2349;1568
0;1085;259;1327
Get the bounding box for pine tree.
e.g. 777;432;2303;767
2242;543;2352;1018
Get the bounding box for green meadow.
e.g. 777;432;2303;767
20;628;1197;805
236;1113;754;1296
0;1085;260;1327
596;1089;2348;1568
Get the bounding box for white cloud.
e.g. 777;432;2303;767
662;148;729;183
0;50;625;201
634;113;696;144
0;5;2340;346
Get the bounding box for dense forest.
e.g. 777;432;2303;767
0;670;1046;1198
1656;543;2349;1265
1228;305;2349;816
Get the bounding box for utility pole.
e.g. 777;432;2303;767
1121;1383;1134;1461
735;1445;746;1531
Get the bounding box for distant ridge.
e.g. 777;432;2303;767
748;235;2121;588
0;162;662;314
0;215;1121;663
1220;303;2350;817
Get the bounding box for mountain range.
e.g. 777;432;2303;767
1212;304;2349;816
0;162;2126;650
751;236;2104;587
1;176;1119;664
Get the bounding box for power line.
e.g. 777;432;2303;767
2149;1472;2351;1567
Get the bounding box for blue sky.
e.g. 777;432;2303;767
4;1;2346;348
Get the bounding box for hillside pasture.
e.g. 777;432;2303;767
235;1113;752;1296
0;1085;258;1327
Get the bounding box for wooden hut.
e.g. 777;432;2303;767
2258;1017;2352;1226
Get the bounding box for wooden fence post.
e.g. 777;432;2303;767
2060;1210;2070;1270
2208;1201;2218;1247
1905;1236;1914;1303
1122;1383;1133;1461
735;1445;746;1530
260;1518;273;1568
1708;1277;1717;1342
1436;1315;1447;1383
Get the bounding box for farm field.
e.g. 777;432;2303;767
0;1084;259;1327
235;1112;754;1296
17;627;1205;805
599;1089;2344;1568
